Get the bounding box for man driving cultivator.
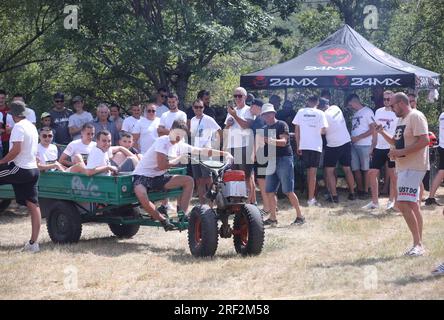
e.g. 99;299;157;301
132;120;233;231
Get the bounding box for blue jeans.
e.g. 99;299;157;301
265;156;295;194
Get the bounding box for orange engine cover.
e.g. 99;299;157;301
223;170;245;182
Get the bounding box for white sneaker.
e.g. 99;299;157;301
432;263;444;276
22;241;40;253
361;202;379;210
307;199;320;207
386;200;395;211
405;245;425;257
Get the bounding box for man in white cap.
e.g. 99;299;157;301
0;101;41;252
258;103;304;227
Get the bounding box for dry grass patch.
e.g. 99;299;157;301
1;193;444;299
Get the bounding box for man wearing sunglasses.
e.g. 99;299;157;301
49;92;73;146
376;92;429;257
362;90;398;211
190;99;222;204
0;101;41;253
224;87;255;203
155;87;170;118
36;127;66;172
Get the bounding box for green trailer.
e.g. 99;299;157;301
0;168;187;243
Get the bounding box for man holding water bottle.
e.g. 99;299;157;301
375;92;429;257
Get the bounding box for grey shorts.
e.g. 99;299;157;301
397;170;426;202
351;145;371;171
191;163;211;179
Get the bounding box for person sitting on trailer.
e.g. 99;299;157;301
59;123;96;169
36;127;66;172
118;131;142;161
132;120;233;231
85;130;139;176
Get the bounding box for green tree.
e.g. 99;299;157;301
59;0;301;106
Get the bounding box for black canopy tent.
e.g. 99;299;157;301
240;25;441;91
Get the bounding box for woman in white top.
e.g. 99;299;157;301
133;103;160;153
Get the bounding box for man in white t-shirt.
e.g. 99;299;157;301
122;103;143;133
347;94;375;199
59;123;96;167
133;103;160;153
36;127;66;172
133;120;232;231
190;99;222;204
158;94;187;135
85;130;138;176
0;101;41;252
68;96;93;140
155;87;169;118
321;99;356;203
426;106;444;206
363;90;398;210
224;87;254;203
293;95;328;207
12;94;36;124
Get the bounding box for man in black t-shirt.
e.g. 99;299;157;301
258;103;305;227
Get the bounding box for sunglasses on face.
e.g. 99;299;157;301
233;94;243;98
55;100;64;103
384;98;391;101
41;134;53;139
146;109;156;113
161;95;167;98
409;100;416;103
193;106;204;109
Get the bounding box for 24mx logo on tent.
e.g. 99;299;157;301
269;77;318;87
351;77;402;86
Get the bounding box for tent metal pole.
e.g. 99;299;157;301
285;88;288;101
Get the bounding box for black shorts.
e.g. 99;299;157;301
191;163;211;179
133;174;172;192
0;162;39;206
254;161;268;179
301;150;321;168
323;142;352;168
438;147;444;170
370;148;395;169
230;147;253;178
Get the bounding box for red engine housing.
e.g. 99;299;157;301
223;170;245;182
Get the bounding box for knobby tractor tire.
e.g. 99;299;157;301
233;204;265;256
188;205;218;257
0;199;11;213
108;206;141;239
47;200;82;244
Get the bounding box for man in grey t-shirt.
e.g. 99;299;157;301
50;92;73;145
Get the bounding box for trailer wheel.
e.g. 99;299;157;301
0;199;11;213
188;205;218;257
108;207;140;239
47;201;82;244
233;204;264;256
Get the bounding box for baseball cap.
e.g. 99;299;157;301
251;99;264;107
40;112;51;119
72;96;83;103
